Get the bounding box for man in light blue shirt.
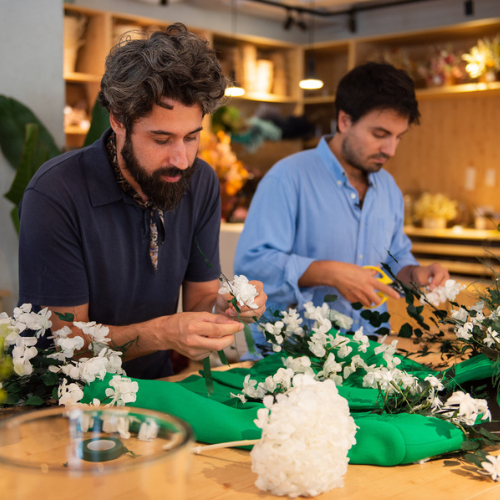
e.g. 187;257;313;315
234;62;449;345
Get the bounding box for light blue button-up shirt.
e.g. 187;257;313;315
234;136;418;338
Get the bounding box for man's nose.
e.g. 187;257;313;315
381;137;398;157
169;141;189;170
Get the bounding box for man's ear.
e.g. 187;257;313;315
337;110;352;134
109;113;126;135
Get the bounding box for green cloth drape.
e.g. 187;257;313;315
83;352;496;466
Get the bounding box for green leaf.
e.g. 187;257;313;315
379;312;390;323
324;294;338;303
478;426;500;442
41;371;59;386
375;327;390;336
202;356;214;396
83;99;110;147
24;395;45;406
0;95;60;169
414;328;424;338
243;323;257;355
460;440;480;451
54;312;75;322
351;302;363;311
217;349;229;366
4;123;49;207
4;393;20;405
398;323;413;338
52;386;59;400
464;453;483;468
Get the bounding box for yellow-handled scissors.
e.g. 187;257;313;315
363;265;393;308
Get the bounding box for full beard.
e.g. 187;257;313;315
121;133;196;212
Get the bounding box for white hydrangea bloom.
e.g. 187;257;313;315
437;391;491;425
451;307;469;323
251;374;357;498
219;275;259;309
138;419;159;441
101;414;132;439
353;327;370;353
484;327;500;348
58;378;84;406
482;455;500;481
283;356;315;376
281;309;304;337
328;309;354;330
54;335;85;358
105;376;139;406
421;280;465;307
317;352;343;385
456;321;474;340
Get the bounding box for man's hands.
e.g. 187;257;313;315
214;280;267;323
157;312;243;360
299;261;400;308
397;263;450;289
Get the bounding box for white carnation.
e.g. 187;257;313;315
219;275;259;309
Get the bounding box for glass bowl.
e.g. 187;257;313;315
0;406;193;499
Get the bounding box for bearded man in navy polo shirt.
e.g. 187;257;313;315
18;23;266;379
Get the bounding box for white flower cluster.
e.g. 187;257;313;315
251;374;357;498
451;301;500;347
1;304;52;376
420;279;465;307
482;455;500;481
258;307;304;352
0;304;137;408
219;275;259;309
436;391;491;425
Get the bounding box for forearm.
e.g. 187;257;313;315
298;260;338;288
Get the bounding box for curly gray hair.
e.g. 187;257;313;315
99;23;227;130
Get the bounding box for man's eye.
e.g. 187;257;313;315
373;133;386;139
185;136;197;142
154;139;169;145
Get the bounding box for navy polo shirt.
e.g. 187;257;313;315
18;129;221;379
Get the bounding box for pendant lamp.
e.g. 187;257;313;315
225;0;245;97
299;0;324;91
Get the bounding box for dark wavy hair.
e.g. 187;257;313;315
335;62;420;129
98;23;227;130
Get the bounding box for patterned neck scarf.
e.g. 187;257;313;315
106;132;165;271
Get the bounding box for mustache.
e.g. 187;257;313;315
369;154;390;161
155;166;188;177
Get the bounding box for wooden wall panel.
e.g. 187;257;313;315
386;94;500;222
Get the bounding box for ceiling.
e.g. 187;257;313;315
140;0;433;25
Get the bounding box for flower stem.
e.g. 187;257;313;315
192;439;259;454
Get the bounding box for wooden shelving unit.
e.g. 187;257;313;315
404;226;500;277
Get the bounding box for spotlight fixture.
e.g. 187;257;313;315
225;70;245;97
299;1;324;91
296;11;308;31
299;58;323;90
283;8;294;30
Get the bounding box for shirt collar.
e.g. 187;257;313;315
84;129;125;208
316;135;378;189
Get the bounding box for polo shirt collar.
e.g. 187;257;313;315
84;129;125;207
316;135;378;189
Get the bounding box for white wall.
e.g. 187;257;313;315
0;0;65;313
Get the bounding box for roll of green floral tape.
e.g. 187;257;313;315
79;437;124;462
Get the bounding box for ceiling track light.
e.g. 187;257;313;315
283;8;294;30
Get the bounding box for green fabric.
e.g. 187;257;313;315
83;352;496;466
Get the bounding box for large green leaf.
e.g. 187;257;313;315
4;123;50;234
83;98;110;147
5;123;48;205
0;95;60;169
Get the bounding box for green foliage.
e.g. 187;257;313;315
4;123;51;232
0;95;60;170
83;99;110;147
54;312;75;322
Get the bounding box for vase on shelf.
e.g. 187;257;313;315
422;216;447;229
